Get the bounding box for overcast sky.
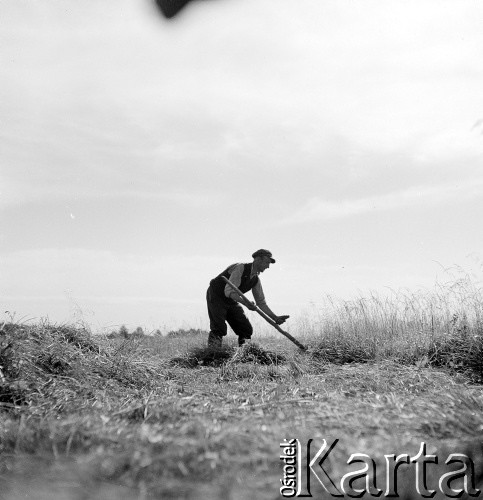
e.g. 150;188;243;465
1;0;482;333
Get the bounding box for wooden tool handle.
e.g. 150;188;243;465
221;276;307;351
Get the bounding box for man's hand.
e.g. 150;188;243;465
275;315;290;325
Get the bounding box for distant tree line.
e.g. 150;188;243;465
107;325;162;339
166;328;207;337
107;326;208;339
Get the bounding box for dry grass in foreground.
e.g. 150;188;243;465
2;275;483;499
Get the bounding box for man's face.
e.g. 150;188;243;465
258;256;271;272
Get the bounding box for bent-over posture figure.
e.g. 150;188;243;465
206;249;289;347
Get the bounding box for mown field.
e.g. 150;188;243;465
1;278;483;499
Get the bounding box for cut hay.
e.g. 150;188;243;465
309;336;375;364
229;342;286;365
0;322;159;402
170;345;234;367
0;380;29;410
169;342;286;368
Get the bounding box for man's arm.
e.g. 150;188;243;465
252;281;290;324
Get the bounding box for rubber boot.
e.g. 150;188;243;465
208;332;222;348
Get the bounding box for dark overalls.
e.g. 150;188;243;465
206;263;258;346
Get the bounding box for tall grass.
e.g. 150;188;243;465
302;268;483;380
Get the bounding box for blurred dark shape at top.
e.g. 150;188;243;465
155;0;193;18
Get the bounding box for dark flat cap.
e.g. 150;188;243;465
252;249;276;263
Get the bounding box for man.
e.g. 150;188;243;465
206;249;290;347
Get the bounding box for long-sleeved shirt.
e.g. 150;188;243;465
224;263;267;307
